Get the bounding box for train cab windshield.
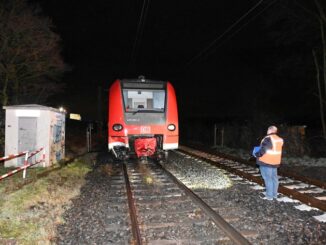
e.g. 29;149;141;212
122;88;166;113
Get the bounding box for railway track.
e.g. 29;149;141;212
122;159;256;244
178;145;326;213
57;151;326;244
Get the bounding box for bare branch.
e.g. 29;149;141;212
0;0;66;105
314;0;326;22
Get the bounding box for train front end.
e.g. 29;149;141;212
108;78;178;160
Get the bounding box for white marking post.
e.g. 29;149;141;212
23;151;29;179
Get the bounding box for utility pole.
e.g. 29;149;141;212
97;86;103;137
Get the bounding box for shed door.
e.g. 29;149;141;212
18;117;37;165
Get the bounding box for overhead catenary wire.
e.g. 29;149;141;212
184;0;265;68
137;0;151;53
128;0;151;72
131;0;147;60
198;0;279;62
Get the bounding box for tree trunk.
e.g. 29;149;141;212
313;49;326;138
315;0;326;107
319;18;326;107
1;74;9;106
13;77;20;105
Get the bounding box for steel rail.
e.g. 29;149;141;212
157;162;251;245
188;144;326;189
178;148;326;212
217;151;326;189
122;163;143;245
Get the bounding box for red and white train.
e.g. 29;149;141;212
108;77;178;160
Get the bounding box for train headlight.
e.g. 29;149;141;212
167;124;176;131
113;124;123;131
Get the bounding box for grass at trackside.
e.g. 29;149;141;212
0;157;92;244
0;165;46;194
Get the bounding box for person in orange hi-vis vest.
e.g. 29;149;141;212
253;126;284;200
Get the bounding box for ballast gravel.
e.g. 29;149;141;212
212;145;326;182
165;151;326;244
55;151;326;244
55;153;131;244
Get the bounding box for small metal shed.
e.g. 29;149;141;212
3;104;66;167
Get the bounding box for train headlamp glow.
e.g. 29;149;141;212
167;124;176;131
113;124;123;131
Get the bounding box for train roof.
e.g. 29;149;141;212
121;78;166;83
120;78;167;89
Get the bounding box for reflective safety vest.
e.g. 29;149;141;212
258;134;284;165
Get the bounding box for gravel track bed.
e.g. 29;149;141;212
211;145;326;183
55;153;131;244
126;162;234;243
54;151;325;244
164;151;326;245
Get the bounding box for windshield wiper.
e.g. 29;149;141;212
132;110;141;115
131;109;163;115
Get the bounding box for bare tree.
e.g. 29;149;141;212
262;0;326;138
313;49;326;137
314;0;326;138
0;0;66;106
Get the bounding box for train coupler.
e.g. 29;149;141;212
112;146;129;160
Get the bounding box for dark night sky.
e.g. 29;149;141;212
32;0;321;126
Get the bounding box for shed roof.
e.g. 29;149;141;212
3;104;63;113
